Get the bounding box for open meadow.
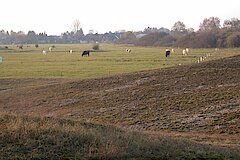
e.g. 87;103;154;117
0;44;240;159
1;44;239;79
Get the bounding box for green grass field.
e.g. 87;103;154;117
1;44;239;78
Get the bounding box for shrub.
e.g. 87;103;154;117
226;32;240;47
92;43;99;50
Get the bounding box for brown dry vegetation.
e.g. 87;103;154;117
1;55;240;158
2;114;239;159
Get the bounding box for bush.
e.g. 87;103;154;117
92;43;99;50
226;32;240;47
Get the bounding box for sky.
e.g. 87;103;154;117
0;0;240;35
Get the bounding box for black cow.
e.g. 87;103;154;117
82;50;90;56
165;50;171;57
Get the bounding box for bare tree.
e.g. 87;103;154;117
71;19;81;33
171;21;186;33
199;17;221;32
223;18;240;31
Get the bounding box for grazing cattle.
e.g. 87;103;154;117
42;50;46;55
126;49;131;53
69;50;73;54
48;47;52;52
165;49;171;57
182;49;187;55
182;48;189;55
18;45;23;49
82;50;90;56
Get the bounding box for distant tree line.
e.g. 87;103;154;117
0;30;122;44
133;17;240;48
0;17;239;48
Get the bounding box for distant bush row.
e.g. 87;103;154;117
133;30;240;48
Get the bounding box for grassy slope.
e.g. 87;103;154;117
1;114;239;159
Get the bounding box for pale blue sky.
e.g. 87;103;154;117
1;0;240;35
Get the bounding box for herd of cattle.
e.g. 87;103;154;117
37;46;216;63
42;47;190;57
164;47;214;63
165;48;189;57
42;47;90;56
41;47;133;56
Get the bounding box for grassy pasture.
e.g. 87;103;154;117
1;44;239;78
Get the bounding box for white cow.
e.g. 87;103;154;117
69;50;73;54
182;49;187;55
42;50;46;55
126;49;131;53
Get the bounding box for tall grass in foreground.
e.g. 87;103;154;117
0;114;239;159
